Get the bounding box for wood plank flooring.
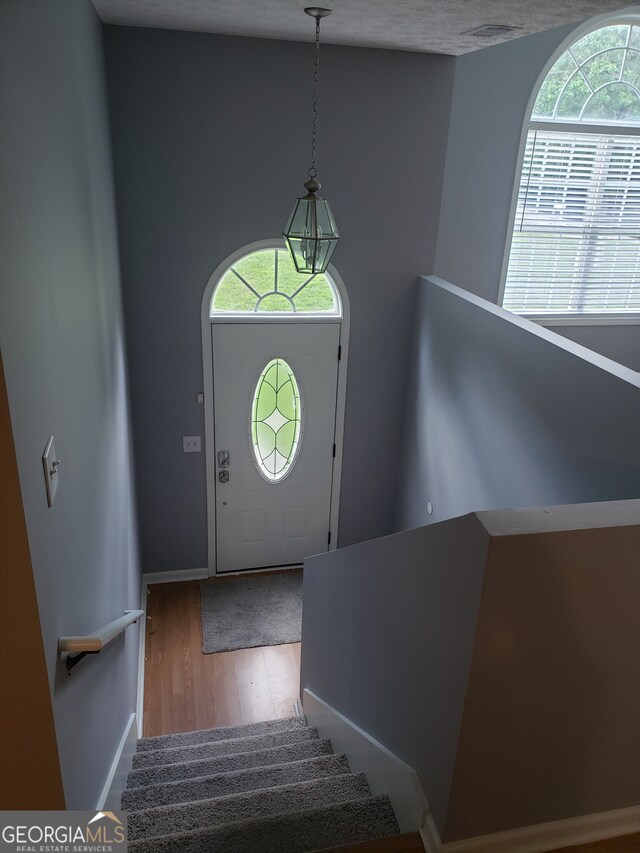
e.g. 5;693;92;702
143;579;301;737
317;834;425;852
549;834;640;852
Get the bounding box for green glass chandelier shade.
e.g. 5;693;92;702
283;182;339;274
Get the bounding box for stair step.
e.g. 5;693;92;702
122;753;350;811
132;725;319;769
136;715;306;753
127;738;333;788
128;772;371;841
128;795;399;853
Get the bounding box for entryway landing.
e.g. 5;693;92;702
142;579;301;738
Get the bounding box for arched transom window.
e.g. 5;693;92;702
502;22;640;320
210;247;341;317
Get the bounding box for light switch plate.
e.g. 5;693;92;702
183;435;201;453
42;436;60;507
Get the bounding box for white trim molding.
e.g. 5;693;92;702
440;805;640;852
143;567;210;585
97;713;137;811
302;689;431;836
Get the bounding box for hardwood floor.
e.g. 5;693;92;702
317;834;425;852
142;579;301;737
550;835;640;852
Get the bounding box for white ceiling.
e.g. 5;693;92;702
91;0;632;56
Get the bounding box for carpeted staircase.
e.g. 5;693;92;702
122;715;400;851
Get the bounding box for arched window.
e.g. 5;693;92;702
502;21;640;320
210;246;341;317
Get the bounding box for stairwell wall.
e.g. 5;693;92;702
302;515;491;835
397;278;640;532
0;1;141;808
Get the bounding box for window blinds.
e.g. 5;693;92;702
503;129;640;315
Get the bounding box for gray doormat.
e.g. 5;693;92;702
200;571;302;654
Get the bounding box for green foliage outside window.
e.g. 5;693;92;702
212;249;338;314
533;25;640;123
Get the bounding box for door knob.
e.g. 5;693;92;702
218;470;230;484
218;450;230;468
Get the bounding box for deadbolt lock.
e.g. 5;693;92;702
218;470;230;484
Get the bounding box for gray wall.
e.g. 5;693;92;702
302;515;491;835
0;1;140;808
103;26;455;572
398;278;640;532
303;503;640;840
434;24;640;371
446;520;640;840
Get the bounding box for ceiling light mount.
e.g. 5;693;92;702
304;7;333;19
283;7;339;275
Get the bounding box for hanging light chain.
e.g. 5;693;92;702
309;14;321;180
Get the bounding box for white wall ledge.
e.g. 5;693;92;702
421;276;640;388
476;499;640;537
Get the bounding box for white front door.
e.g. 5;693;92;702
212;322;340;573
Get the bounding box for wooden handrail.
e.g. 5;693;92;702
58;610;144;672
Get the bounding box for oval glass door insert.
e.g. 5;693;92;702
251;358;302;482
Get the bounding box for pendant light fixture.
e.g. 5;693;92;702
283;7;339;275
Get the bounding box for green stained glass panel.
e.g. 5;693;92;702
255;380;276;421
251;358;302;482
255;422;276;457
275;421;296;456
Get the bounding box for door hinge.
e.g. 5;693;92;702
328;530;332;545
332;443;336;457
338;345;342;361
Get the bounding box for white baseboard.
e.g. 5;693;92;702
420;811;444;853
441;805;640;853
302;689;430;836
142;567;209;585
97;713;137;811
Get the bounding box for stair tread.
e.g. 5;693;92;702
132;726;319;769
127;772;372;841
127;795;399;853
122;753;351;811
127;738;333;788
136;715;306;752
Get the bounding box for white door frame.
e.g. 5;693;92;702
201;238;350;577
